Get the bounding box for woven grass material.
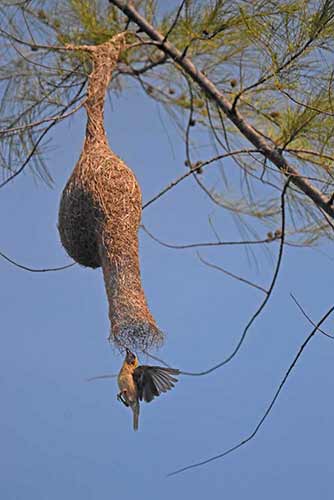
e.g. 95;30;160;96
58;34;163;351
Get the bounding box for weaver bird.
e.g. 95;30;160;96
117;348;180;431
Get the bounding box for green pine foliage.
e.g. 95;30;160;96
1;0;334;244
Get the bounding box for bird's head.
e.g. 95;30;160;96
125;348;138;366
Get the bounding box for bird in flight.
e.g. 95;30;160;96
117;348;180;430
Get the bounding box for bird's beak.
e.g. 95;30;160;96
125;348;136;364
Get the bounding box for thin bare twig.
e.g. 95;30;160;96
0;25;115;53
141;223;277;249
86;374;117;382
291;293;334;339
142;149;260;209
162;0;186;43
119;55;167;76
169;302;334;476
0;249;75;273
197;252;268;294
280;89;334;117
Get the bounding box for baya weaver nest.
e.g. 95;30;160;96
58;33;163;351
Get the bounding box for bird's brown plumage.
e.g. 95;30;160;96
117;349;179;430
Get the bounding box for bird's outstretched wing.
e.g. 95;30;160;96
133;366;180;403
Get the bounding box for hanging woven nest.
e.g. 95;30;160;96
58;33;163;351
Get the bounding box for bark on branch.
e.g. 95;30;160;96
109;0;334;219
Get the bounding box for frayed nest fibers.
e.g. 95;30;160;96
58;34;163;351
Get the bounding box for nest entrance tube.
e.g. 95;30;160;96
58;34;163;351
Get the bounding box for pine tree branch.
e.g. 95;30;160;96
109;0;334;220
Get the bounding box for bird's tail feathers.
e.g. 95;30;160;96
132;402;140;431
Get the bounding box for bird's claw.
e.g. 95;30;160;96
117;391;129;407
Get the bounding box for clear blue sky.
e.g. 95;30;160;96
1;73;334;499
